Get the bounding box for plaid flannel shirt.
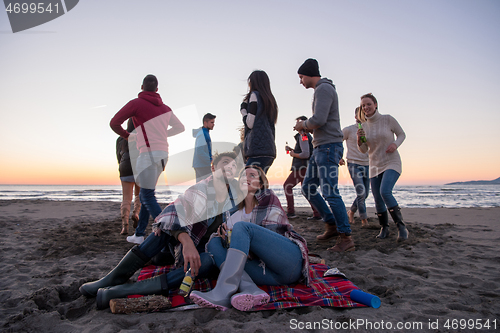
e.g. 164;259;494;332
152;175;238;266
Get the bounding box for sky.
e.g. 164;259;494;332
1;0;499;186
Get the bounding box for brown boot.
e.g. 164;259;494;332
120;202;130;235
131;195;141;228
316;223;339;241
328;234;355;252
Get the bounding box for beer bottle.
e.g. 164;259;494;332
178;268;193;296
357;122;367;143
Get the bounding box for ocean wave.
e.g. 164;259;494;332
1;184;499;208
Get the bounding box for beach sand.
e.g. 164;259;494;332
0;199;499;332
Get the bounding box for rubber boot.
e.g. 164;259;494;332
389;206;409;241
120;201;130;235
132;195;141;228
79;246;150;297
376;211;390;239
316;222;339;241
96;274;168;310
230;271;270;311
151;249;176;266
328;233;355;252
190;248;247;311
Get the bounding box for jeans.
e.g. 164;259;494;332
301;142;351;234
134;153;167;237
139;231;216;289
370;169;400;213
347;163;370;219
207;222;303;286
283;167;321;217
246;156;275;174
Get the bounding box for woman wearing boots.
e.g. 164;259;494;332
79;152;240;309
116;119;141;235
190;165;310;311
357;93;408;241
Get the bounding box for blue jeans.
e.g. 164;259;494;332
134;154;167;237
370;169;400;213
139;231;216;289
347;163;370;219
246;156;275;174
301;143;351;234
207;222;303;286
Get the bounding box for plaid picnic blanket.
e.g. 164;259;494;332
137;263;366;310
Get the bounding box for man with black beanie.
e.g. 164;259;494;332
294;58;355;252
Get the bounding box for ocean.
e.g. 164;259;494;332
0;184;498;209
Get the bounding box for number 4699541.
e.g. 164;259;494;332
444;319;497;330
5;2;60;14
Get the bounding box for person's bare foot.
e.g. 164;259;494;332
361;219;369;228
347;210;355;224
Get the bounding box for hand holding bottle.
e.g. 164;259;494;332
357;127;367;146
357;122;367;144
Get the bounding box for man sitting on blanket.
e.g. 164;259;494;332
79;151;241;309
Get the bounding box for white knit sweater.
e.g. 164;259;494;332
343;124;369;166
358;110;405;177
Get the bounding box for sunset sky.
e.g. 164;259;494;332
1;0;499;186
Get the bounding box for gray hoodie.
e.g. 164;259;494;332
306;78;343;148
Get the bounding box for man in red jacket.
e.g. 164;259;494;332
110;74;185;244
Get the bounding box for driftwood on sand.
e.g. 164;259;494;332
110;296;171;314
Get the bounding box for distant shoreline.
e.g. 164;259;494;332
445;177;500;185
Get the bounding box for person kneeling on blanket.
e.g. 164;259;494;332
190;165;310;311
79;152;241;309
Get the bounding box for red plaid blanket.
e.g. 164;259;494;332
137;264;366;310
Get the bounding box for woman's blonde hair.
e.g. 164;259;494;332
355;106;366;123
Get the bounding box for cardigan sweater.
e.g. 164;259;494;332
358;110;405;177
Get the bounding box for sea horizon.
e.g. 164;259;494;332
1;184;499;209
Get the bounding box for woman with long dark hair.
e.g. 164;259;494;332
240;70;278;174
190;165;309;311
357;93;408;241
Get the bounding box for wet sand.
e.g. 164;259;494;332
0;199;499;332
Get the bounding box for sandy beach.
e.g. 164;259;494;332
0;199;499;332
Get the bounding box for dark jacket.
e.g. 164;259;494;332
116;119;135;178
291;132;313;171
243;91;276;158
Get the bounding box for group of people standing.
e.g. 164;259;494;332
81;57;408;312
284;59;409;248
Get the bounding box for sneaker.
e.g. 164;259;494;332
307;216;323;221
126;234;144;245
287;213;297;219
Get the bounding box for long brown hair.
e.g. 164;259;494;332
238;165;269;210
244;70;278;125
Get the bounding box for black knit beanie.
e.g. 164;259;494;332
297;58;320;77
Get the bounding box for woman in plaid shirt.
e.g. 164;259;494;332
191;165;309;311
